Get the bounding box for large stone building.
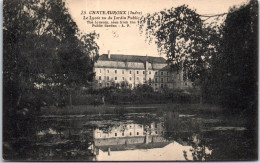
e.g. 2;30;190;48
94;52;191;91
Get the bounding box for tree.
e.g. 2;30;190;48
139;5;222;103
140;6;203;71
210;0;258;115
3;0;99;159
120;81;129;89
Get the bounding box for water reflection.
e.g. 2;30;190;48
33;111;255;161
92;121;211;161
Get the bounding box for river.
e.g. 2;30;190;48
32;110;256;161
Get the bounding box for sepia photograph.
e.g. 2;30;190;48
2;0;258;161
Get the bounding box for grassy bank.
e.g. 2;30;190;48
41;103;224;117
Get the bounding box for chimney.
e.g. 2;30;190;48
108;50;110;59
145;54;148;70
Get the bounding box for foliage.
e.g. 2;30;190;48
139;5;218;85
3;0;99;159
134;84;154;93
139;1;258;118
77;86;200;105
208;0;258;115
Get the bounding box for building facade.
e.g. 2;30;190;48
94;52;191;91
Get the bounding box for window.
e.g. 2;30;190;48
137;77;139;80
161;78;164;82
155;131;158;134
107;70;109;73
167;72;169;76
161;84;164;88
122;77;124;80
115;77;117;80
130;132;132;136
130;71;132;74
97;132;101;137
99;83;102;87
107;83;109;86
137;71;139;74
137;132;139;135
129;84;132;88
143;71;145;74
161;71;163;75
167;78;169;82
155;78;158;82
149;78;151;83
115;70;117;74
155;84;158;87
107;76;109;80
155;72;158;75
115;133;117;136
99;76;101;80
122;70;124;74
122;133;124;136
130;77;132;80
143;78;145;81
149;71;151;74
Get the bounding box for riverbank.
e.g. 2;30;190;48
41;103;252;128
41;103;222;115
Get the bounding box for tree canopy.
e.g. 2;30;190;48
139;0;258;116
3;0;99;155
211;0;258;113
139;5;222;86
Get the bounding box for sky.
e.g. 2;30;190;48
65;0;249;57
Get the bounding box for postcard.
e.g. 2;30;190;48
2;0;258;161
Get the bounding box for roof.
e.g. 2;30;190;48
98;54;167;64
